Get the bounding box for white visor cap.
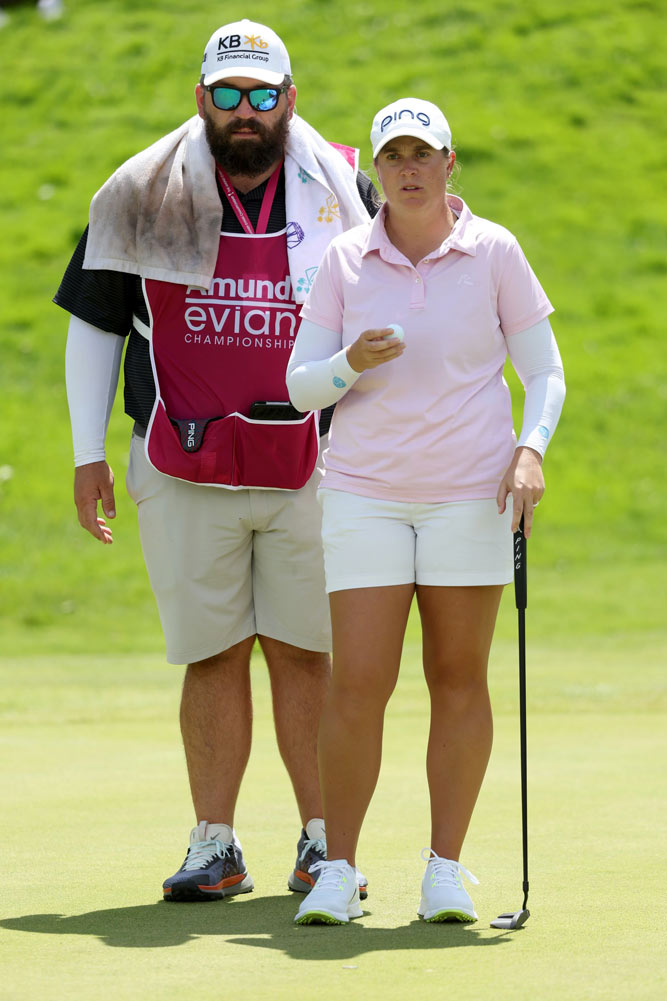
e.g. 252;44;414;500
371;98;452;157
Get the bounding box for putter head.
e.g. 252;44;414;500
490;908;530;930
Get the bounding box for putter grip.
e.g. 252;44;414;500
514;517;527;610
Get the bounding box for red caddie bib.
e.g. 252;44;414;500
143;164;319;490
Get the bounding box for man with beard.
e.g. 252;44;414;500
55;19;379;903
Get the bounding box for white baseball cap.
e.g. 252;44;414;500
201;19;291;87
371;98;452;157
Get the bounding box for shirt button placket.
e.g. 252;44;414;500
410;269;425;309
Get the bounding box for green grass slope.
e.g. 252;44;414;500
0;0;666;654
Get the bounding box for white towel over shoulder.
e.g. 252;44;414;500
84;113;369;301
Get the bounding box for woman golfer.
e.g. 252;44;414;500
286;98;565;925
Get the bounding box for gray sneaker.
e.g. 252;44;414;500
163;821;254;902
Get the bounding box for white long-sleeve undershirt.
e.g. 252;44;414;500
66;312;565;469
65;315;124;466
287;316;565;458
507;319;566;456
287;323;361;411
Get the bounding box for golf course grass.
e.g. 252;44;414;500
1;0;666;997
2;626;665;1001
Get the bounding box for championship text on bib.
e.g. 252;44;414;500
143;167;318;489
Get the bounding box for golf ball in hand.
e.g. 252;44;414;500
383;323;404;341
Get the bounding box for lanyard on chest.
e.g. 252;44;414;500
216;162;282;235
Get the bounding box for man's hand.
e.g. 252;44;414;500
496;447;545;539
346;328;405;373
74;460;116;544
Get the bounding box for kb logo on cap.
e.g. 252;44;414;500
218;32;268;51
381;108;431;132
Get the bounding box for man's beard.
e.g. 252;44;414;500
204;108;290;178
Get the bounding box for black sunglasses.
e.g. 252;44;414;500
204;84;288;112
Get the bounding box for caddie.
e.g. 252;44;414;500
55;18;379;903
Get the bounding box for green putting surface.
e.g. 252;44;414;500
1;640;665;1001
1;1;665;996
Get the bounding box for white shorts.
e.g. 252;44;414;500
126;434;331;664
318;489;513;593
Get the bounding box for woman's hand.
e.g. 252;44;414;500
346;328;405;373
497;447;545;539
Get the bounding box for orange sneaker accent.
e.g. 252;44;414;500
295;869;316;887
198;872;247;892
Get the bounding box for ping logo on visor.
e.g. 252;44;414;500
380;109;432;132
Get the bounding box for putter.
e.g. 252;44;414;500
491;517;530;930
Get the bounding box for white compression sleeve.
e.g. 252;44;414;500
286;319;361;412
506;317;566;457
65;315;124;466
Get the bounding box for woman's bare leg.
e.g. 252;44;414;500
318;584;415;865
416;584;504;860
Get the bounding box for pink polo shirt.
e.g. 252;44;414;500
300;196;554;502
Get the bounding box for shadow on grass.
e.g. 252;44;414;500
1;894;513;957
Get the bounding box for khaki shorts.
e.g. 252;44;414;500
319;489;513;592
126;434;331;664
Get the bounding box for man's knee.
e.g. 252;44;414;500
259;635;330;671
187;635;256;675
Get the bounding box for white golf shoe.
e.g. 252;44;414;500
294;859;363;925
418;848;479;922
